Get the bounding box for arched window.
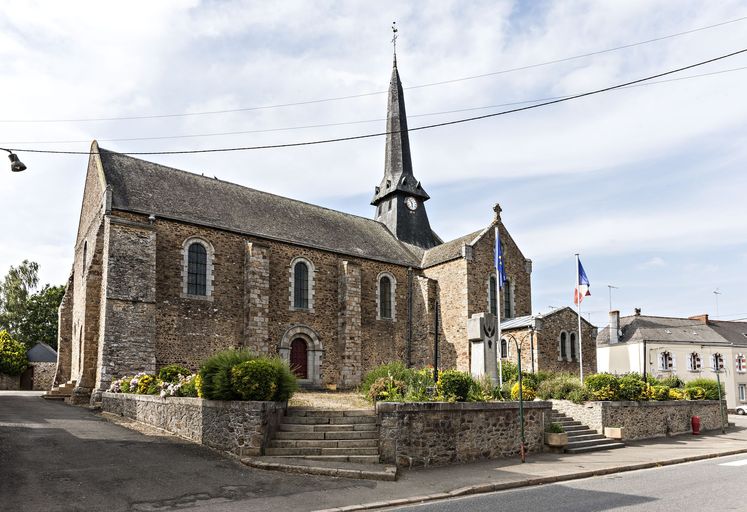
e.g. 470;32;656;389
559;331;567;360
289;257;315;311
659;351;674;371
182;237;214;298
737;354;746;373
569;332;577;361
688;352;702;371
377;272;397;320
503;278;512;318
187;242;208;296
501;338;509;359
293;261;309;309
712;353;725;371
488;275;497;316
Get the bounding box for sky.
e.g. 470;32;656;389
1;0;746;327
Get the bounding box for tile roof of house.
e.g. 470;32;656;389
500;306;596;330
596;315;730;346
709;320;747;347
98;147;422;267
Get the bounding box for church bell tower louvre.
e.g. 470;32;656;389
371;52;440;250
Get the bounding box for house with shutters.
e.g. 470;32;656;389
597;310;747;409
49;57;590;405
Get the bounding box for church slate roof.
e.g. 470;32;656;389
421;229;483;268
98;147;421;267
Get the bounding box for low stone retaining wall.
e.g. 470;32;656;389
30;362;56;391
102;393;286;456
377;401;551;468
550;400;725;440
0;373;20;390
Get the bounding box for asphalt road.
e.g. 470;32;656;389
0;392;372;512
390;452;747;512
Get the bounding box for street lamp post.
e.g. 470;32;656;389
1;148;27;172
503;332;526;463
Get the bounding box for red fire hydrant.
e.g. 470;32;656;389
692;415;701;435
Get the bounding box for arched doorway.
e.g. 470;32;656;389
290;338;308;379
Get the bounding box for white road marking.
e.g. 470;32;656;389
719;459;747;466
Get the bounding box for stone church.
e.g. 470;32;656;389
52;60;553;404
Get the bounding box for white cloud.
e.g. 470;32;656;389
638;257;666;269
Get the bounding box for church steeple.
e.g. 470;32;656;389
371;35;439;250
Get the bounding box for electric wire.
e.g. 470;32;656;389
2;15;746;124
8;47;747;156
4;64;746;146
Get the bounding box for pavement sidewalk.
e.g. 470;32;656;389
226;416;747;512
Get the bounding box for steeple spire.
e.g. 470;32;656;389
371;33;439;250
391;21;398;66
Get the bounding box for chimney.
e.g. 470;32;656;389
688;314;709;325
609;310;620;343
634;308;641;316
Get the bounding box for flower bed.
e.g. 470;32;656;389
102;392;285;456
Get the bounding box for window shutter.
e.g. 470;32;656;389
671;354;677;370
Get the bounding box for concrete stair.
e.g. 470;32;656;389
265;409;381;464
42;380;76;400
551;410;625;454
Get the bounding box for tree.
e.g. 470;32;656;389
0;261;64;350
0;330;28;376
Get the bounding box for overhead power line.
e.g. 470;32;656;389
4;64;747;146
9;47;747;156
2;15;746;124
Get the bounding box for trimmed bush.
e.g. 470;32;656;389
368;376;406;402
685;386;706;400
199;349;257;400
536;373;582;400
158;364;191;383
231;359;279;401
685;378;724;400
0;330;28;376
511;381;536;401
584;373;620;401
668;388;686;400
266;357;298;402
136;374;158;395
618;374;646;401
437;370;473;402
649;385;670;401
657;375;684;389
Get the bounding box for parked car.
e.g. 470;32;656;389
735;405;747;415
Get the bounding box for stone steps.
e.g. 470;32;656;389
42;380;76;400
551;409;626;454
262;408;381;464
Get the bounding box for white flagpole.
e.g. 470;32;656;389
496;227;503;388
575;253;584;383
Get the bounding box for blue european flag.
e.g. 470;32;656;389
495;229;506;289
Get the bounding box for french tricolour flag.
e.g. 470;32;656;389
574;259;591;305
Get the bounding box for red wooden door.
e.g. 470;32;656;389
290;338;308;379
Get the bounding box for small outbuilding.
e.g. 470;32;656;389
20;343;58;391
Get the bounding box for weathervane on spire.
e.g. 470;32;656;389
391;21;398;64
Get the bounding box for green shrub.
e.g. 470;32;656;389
657;375;684;389
265;357;298;402
437;370;473;401
368;376;406;402
176;374;199;397
650;385;670;401
158;364;191;383
468;374;499;402
511;382;536;401
0;330;28;376
404;368;436;402
536;373;582;400
500;361;519;383
618;374;646;401
685;378;724;400
361;362;415;395
135;374;157;394
584;373;620;401
230;359;279;401
567;388;589;404
119;377;132;393
546;422;565;434
199;349;257;400
668;388;686;400
685;386;706;400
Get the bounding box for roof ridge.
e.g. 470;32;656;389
98;146;394;229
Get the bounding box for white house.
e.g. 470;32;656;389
597;310;747;410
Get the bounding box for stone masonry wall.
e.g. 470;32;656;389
338;261;362;387
377;401;550;467
94;216;157;398
54;275;74;386
30;362;56;391
535;308;597;376
410;276;437;368
423;259;466;372
102;392;285;456
0;373;20;390
111;213;410;387
551;399;725;440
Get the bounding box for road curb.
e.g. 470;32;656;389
313;448;747;512
241;457;398;481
